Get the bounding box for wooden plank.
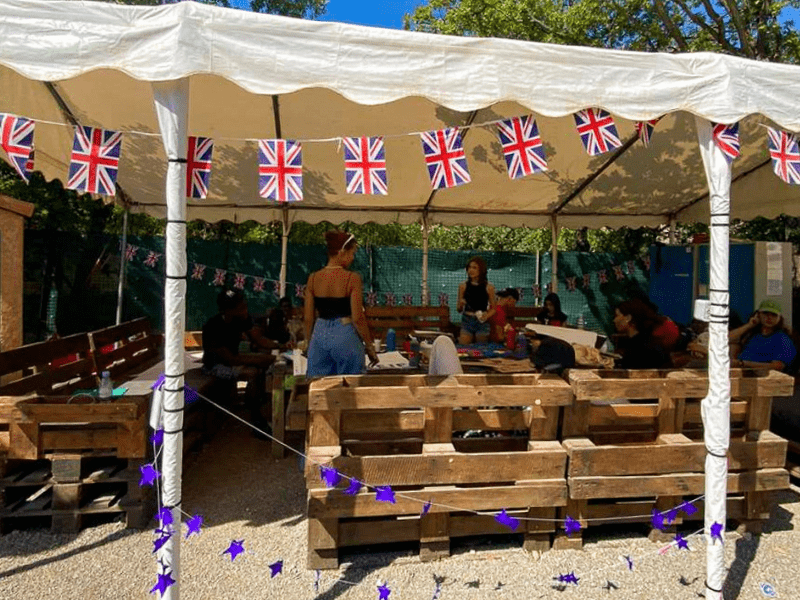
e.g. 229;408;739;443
89;317;151;348
747;395;773;434
308;481;567;518
17;401;140;422
9;421;39;459
424;407;452;444
307;410;341;449
338;518;418;547
39;428;119;453
0;372;48;396
307;517;339;570
420;511;450;561
569;468;789;499
0;333;92;376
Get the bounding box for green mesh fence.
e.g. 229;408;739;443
23;232;650;341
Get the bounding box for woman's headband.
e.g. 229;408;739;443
341;233;356;251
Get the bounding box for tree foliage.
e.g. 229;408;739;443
249;0;326;19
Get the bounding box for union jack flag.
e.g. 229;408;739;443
186;136;213;199
566;277;577;292
252;277;265;293
144;251;161;268
438;292;449;307
366;291;378;307
643;255;651;271
191;263;206;280
0;113;34;182
613;265;624;281
25;147;34;175
213;269;227;286
384;292;396;307
258;139;303;202
712;123;740;162
532;283;541;298
574;108;622;156
402;293;414;306
233;273;246;290
598;269;608;284
582;273;591;288
420;128;471;189
496;116;548;179
295;283;306;299
635;118;661;147
124;245;138;262
766;127;800;185
343;136;388;195
273;280;281;298
67;126;122;196
626;260;636;275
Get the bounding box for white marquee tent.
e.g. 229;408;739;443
2;2;800;599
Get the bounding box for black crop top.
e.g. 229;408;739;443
463;281;489;312
315;296;352;320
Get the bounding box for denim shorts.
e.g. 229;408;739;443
460;314;490;337
307;318;365;378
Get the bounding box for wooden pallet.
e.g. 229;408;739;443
305;373;572;569
0;453;152;533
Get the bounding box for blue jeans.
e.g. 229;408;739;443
460;314;490;337
307;318;365;378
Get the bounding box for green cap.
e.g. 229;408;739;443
758;299;782;315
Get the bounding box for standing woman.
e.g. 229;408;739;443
304;231;379;377
456;256;497;344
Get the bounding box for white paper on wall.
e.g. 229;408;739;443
766;242;783;296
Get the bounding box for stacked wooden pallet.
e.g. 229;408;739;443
304;373;572;569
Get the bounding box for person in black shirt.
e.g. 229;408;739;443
456;256;497;344
202;289;278;435
263;296;293;345
612;299;670;369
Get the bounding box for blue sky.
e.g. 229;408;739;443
229;1;423;29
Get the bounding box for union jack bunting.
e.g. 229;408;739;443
626;260;636;275
233;273;246;290
252;277;265;293
574;108;622;156
343;136;388;195
273;280;281;298
598;269;608;284
295;283;306;299
366;291;378;307
213;269;227;286
712;123;740;162
532;283;541;298
0;113;34;182
191;263;206;280
766;127;800;185
643;255;651;271
635;118;661;147
143;251;161;268
124;245;138;262
258;139;303;202
420;128;471;189
25;148;34;175
384;292;396;307
566;277;577;292
613;265;625;281
582;273;591;288
438;292;449;307
67;126;122;196
402;293;414;306
496;115;548;179
186;136;213;199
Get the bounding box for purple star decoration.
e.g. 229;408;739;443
139;464;161;487
150;428;164;446
710;521;724;542
675;533;690;550
344;479;362;495
269;560;283;578
680;500;698;516
185;385;199;406
421;501;432;516
223;539;245;562
666;507;679;524
623;555;634;570
557;572;580;585
149;570;176;596
320;466;341;488
157;507;173;526
377;582;391;600
375;486;396;504
151;374;166;391
314;569;321;594
494;508;519;531
152;528;172;553
185;514;203;539
651;508;665;531
564;515;581;536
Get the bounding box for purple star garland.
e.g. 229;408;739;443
680;500;698;516
151;374;166;391
375;486;396;504
223;539;245;562
150;428;164;446
666;507;679;524
269;560;283;578
557;572;579;585
623;555;634;570
651;508;665;531
674;533;690;550
710;521;724;542
157;507;173;526
421;500;432;516
494;508;519;531
184;514;203;539
149;570;176;596
320;466;342;488
152;528;172;553
139;464;161;487
377;582;392;600
564;515;581;536
344;479;362;495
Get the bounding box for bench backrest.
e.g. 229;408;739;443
366;306;451;340
89;317;162;380
0;333;95;396
507;306;543;328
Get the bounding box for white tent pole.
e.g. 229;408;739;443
694;116;732;600
115;206;129;325
669;216;677;244
421;213;430;306
279;208;290;298
550;215;558;293
152;79;190;600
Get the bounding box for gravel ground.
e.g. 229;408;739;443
1;418;799;600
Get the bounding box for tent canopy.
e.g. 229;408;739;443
2;0;800;229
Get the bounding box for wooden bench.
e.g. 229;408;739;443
366;306;452;340
506;306;543;329
89;317;162;381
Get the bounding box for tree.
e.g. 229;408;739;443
249;0;326;19
406;0;800;63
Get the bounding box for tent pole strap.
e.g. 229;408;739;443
550;215;558;293
421;213;430;306
115;206;128;325
694;116;732;600
280;209;290;298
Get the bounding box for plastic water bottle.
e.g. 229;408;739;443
577;314;585;329
98;370;112;400
386;328;396;352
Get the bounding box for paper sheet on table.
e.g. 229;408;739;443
369;351;410;370
524;323;598;348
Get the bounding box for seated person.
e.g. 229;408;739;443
612;299;670;369
490;287;519;343
527;332;575;375
202;289;278;434
264;296;293;345
536;292;568;327
729;300;796;371
629;291;681;351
